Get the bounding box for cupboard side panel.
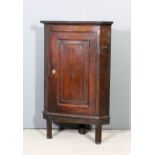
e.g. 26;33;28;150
99;25;112;116
44;25;51;112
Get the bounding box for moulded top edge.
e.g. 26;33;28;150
40;21;113;25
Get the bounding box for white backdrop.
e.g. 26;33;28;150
23;0;130;129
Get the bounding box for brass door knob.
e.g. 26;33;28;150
51;69;56;75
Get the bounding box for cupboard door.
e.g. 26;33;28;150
49;32;97;115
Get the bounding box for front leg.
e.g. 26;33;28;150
47;119;52;139
95;123;102;144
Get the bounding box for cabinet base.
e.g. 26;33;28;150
43;111;110;144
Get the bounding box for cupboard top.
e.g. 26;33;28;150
40;21;113;25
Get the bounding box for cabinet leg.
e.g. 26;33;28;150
95;123;102;144
47;119;52;139
78;124;86;134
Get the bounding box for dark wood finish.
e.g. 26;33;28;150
41;21;113;144
50;31;96;115
40;21;113;25
43;111;110;124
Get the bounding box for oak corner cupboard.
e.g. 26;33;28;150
40;21;113;144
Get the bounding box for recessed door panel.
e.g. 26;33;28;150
59;40;88;105
49;31;97;115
